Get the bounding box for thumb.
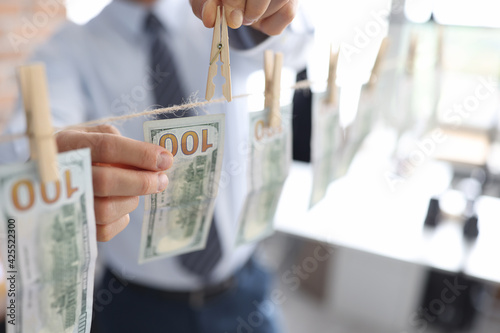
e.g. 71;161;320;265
190;0;218;28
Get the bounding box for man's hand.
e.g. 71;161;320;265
56;125;173;242
190;0;298;36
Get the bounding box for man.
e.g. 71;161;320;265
1;0;312;331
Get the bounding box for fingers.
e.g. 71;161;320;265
94;196;137;242
251;0;297;35
96;214;130;242
221;0;246;29
189;0;204;20
66;124;121;135
56;130;173;172
94;196;139;225
191;0;277;30
57;125;169;242
194;0;246;29
243;0;271;26
190;0;217;28
92;166;169;197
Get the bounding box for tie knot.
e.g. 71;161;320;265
144;12;164;34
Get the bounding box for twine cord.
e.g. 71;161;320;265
0;79;315;144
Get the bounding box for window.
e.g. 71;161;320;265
66;0;111;25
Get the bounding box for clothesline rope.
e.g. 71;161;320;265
0;79;314;144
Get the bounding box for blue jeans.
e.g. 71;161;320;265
91;258;282;333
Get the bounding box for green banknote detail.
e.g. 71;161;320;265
140;114;225;263
0;149;97;333
235;105;292;246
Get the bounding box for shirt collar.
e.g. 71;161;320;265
104;0;172;39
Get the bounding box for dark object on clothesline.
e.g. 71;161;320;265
292;69;312;162
424;197;441;228
463;215;479;241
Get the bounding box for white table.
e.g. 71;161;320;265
275;131;500;284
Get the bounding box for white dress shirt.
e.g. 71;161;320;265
0;0;313;290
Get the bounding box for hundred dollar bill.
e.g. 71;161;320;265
0;148;97;333
310;92;341;207
140;114;225;263
335;89;375;180
235;105;292;246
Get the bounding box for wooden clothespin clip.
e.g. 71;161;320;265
436;25;444;70
206;6;232;102
264;50;283;128
18;63;59;183
368;37;389;89
406;33;418;75
326;45;339;105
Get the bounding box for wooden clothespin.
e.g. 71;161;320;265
326;45;339;105
18;63;59;183
436;25;444;70
406;33;418;75
264;50;283;128
206;6;232;102
368;37;389;89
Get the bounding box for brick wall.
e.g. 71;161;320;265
0;0;65;316
0;0;66;130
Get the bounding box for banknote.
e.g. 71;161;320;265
0;148;97;333
309;92;341;207
235;105;292;246
335;88;375;180
355;90;376;143
140;114;225;263
334;128;362;179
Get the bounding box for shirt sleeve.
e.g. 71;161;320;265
31;22;88;128
0;22;88;164
228;6;315;73
228;26;269;50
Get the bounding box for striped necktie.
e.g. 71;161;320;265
145;12;194;118
145;13;222;279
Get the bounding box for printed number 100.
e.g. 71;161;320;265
159;130;213;156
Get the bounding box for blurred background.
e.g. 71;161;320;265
1;0;500;332
272;1;500;332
